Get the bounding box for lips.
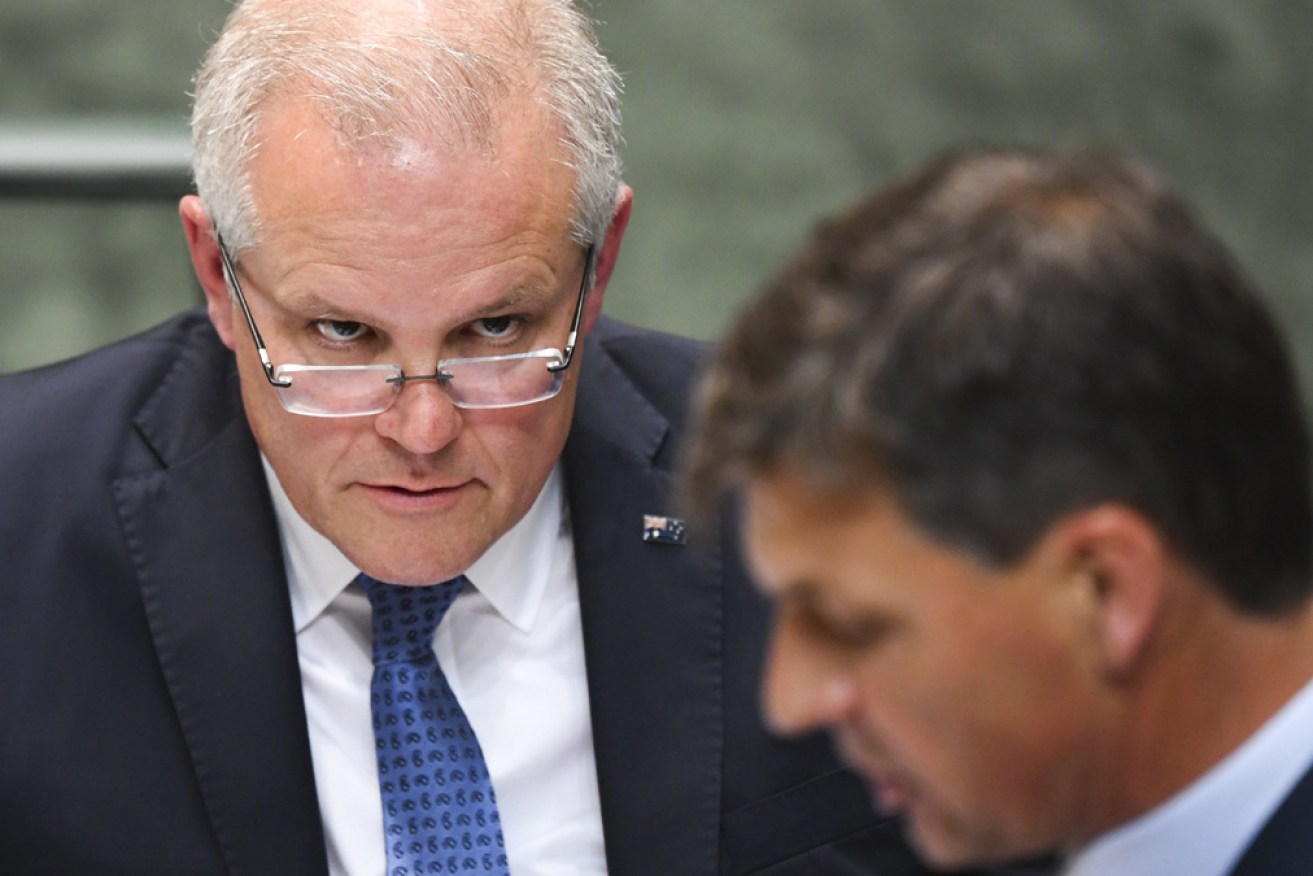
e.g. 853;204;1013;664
835;733;913;814
380;483;458;495
356;479;473;512
359;472;470;493
867;770;912;814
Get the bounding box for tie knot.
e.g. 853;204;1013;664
357;573;466;665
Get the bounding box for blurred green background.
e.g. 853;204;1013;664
3;1;1311;396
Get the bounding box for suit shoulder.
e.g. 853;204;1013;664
1;309;219;406
591;315;709;362
588;316;710;417
0;309;230;470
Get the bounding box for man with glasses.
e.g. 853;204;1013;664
0;1;1017;874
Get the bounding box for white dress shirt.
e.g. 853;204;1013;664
1063;672;1313;876
263;458;609;875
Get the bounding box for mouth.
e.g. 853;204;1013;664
357;480;473;511
865;769;913;815
382;483;459;495
836;734;913;815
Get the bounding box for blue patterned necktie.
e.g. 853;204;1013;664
357;573;510;875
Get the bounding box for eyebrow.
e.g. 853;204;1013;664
772;577;825;611
783;581;900;647
272;283;554;324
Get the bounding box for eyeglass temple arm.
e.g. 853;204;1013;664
215;232;292;388
547;244;596;374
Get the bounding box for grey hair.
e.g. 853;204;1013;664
190;0;623;254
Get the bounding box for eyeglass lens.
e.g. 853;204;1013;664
272;349;566;417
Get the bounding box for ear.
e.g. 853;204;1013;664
179;194;238;350
579;184;633;336
1050;504;1170;678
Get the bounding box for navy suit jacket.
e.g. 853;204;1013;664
0;310;1038;875
1228;759;1313;875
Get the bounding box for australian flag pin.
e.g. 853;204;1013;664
642;514;687;545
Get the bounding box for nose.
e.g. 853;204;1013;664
372;378;463;455
761;610;857;736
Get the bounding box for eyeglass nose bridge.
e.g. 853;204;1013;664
384;369;455;388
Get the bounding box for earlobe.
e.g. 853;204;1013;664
580;185;633;335
1060;505;1168;677
179;195;238;350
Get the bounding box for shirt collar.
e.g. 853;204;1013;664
264;456;565;636
1063;671;1313;876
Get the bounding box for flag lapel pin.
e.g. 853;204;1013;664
642;514;687;545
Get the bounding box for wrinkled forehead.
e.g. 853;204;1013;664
243;87;577;243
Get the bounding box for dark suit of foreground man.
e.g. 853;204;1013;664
0;1;1050;874
684;146;1313;875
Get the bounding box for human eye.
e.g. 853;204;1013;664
788;592;896;651
469;315;522;340
822;613;896;650
312;319;371;345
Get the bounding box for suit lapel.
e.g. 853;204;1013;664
112;351;327;875
1228;758;1313;875
564;333;724;875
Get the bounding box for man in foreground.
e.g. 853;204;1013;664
684;146;1313;875
0;1;955;872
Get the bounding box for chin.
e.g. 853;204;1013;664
347;547;473;587
912;838;995;873
337;525;496;587
908;816;1031;873
369;563;468;587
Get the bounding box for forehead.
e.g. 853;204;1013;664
742;472;990;610
245;91;578;263
745;475;890;576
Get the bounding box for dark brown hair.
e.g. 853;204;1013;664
685;146;1311;615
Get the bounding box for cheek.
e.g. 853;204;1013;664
857;610;1060;748
237;363;287;456
890;625;1088;807
464;392;575;484
240;373;363;490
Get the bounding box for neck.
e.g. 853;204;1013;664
1083;592;1313;846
